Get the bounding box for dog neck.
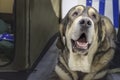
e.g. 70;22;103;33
69;53;91;73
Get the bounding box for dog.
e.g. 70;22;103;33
54;5;116;80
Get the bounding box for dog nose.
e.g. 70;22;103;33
79;19;92;27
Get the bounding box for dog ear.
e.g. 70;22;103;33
100;16;116;48
101;16;116;40
56;35;65;50
56;15;69;50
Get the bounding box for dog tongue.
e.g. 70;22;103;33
75;41;88;49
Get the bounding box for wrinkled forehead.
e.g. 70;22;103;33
68;5;98;15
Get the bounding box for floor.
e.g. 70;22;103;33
27;39;59;80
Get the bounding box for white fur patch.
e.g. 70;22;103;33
68;53;91;73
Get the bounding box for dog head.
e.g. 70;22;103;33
57;5;101;54
57;5;116;72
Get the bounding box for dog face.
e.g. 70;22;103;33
57;5;116;72
58;5;100;55
68;6;100;55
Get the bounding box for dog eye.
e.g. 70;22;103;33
72;11;79;17
91;13;96;19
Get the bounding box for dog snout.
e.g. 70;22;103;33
79;18;92;27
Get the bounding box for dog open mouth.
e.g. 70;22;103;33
71;33;89;52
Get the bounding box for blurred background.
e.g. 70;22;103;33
0;0;119;80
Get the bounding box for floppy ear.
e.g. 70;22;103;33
100;16;116;47
101;16;116;39
56;15;69;50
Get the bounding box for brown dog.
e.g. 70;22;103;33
55;5;116;80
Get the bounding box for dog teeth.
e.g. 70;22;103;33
76;41;88;49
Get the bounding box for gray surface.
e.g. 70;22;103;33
27;39;59;80
107;73;120;80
